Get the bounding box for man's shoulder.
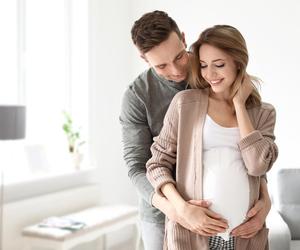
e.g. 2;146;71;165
122;69;156;109
129;68;156;92
172;88;209;106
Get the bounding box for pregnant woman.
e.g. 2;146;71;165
146;25;278;250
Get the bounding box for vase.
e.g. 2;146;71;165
72;152;83;170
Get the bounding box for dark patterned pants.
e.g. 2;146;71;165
209;236;235;250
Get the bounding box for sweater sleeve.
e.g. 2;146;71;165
119;87;155;205
146;95;179;196
238;106;278;176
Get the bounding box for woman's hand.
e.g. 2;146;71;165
232;74;254;106
177;202;228;236
159;183;228;236
167;199;211;233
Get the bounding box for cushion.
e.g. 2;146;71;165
274;168;300;239
267;207;291;250
291;240;300;250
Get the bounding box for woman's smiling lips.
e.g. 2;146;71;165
210;79;223;85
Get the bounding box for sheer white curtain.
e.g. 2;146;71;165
0;0;89;181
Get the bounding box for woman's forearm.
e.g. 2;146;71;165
161;183;187;214
234;103;255;139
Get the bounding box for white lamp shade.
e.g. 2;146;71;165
0;105;26;140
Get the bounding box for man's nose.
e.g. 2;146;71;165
170;64;182;75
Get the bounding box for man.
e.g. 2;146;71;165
120;10;271;250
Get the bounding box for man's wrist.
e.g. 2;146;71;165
259;180;271;204
152;192;170;212
151;192;161;208
149;191;156;207
260;192;271;206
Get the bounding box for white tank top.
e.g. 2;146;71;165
202;115;249;240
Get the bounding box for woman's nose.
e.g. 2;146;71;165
206;67;217;79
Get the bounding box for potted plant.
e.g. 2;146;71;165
62;111;85;169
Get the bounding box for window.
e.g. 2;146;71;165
0;1;18;104
0;0;89;181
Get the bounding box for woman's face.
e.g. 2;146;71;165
199;44;237;95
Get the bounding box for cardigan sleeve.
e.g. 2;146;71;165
146;94;179;196
238;106;278;176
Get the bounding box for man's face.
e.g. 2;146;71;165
143;32;189;83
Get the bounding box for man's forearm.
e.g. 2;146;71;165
259;178;271;204
129;169;155;205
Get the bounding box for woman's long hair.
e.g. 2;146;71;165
189;25;261;108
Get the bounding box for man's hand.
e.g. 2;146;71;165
231;198;271;238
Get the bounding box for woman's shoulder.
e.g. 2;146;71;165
248;102;276;124
249;102;276;113
172;88;209;106
260;102;275;112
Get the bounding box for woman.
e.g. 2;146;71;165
146;25;278;250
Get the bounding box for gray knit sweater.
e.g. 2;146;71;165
119;68;188;223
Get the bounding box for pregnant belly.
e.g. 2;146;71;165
202;148;250;240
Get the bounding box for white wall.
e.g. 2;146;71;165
130;0;300;170
89;0;300;207
88;0;137;205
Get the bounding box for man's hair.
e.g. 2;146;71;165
131;10;182;54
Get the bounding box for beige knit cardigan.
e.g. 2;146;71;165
146;88;278;250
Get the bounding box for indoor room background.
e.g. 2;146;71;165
1;0;299;249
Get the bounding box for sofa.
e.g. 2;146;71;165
267;168;300;250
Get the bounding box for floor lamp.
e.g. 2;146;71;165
0;105;26;250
